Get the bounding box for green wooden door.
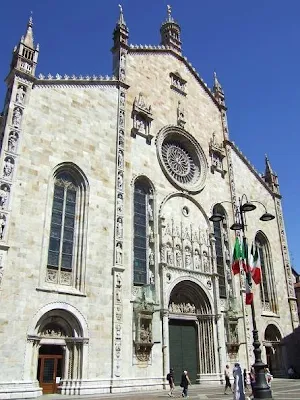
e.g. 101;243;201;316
169;319;198;384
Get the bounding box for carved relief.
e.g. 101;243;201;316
169;302;196;314
7;131;19;153
3;156;15;180
170;72;187;96
177;101;186;128
117;193;123;214
0;184;10;209
116;217;123;238
12;107;22;128
131;93;154;144
15;85;26;105
209;133;226;177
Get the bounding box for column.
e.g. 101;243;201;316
161;309;170;379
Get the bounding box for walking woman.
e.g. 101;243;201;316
180;370;191;397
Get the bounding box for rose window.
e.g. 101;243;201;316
156;126;207;193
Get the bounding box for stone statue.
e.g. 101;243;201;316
202;250;209;272
117;171;123;190
120;69;125;82
115;273;122;288
175;245;182;268
149;248;154;266
3;158;14;179
117;193;123;214
225;247;230;261
148;225;154;242
185;247;191;268
119;129;124;148
194;248;200;269
116;217;123;238
149;268;155;285
120;52;126;68
166;244;173;266
148;201;153;220
223;227;228;242
116;242;122;264
8;132;18;153
12;108;22;127
118;150;123;168
140;324;151;342
136;118;146;134
16;85;26;104
0;213;6;240
120;92;125;108
0;186;9;209
119;111;125;127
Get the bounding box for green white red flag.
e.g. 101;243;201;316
250;242;262;285
231;237;243;275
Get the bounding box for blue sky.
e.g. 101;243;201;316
1;1;299;271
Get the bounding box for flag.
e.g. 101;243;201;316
250;242;262;285
243;239;254;305
231;237;243;275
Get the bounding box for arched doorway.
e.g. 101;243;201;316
28;307;87;394
168;280;215;384
264;324;283;377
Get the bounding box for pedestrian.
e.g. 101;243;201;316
224;364;233;394
166;368;175;397
250;366;255;396
243;368;250;391
265;367;273;387
233;363;245;400
180;370;191;397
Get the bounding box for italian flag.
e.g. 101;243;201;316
244;240;254;305
231;237;243;275
250;243;262;285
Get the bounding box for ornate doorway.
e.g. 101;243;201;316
168;280;216;384
264;324;283;377
37;345;63;394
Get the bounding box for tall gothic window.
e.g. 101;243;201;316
133;178;154;286
212;204;227;298
255;232;277;312
46;167;88;290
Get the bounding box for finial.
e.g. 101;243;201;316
167;5;172;20
28;11;33;27
118;4;126;26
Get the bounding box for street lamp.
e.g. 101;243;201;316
210;195;275;399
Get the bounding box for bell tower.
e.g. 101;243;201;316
160;5;182;54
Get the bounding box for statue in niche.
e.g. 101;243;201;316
16;85;26;104
175;245;182;268
3;158;14;179
116;217;123;238
223;227;228;242
120;69;125;82
185;247;191;268
117;193;123;214
120;52;126;68
116;324;122;339
148;225;154;242
149;247;154;266
194;249;200;269
120;92;125;108
116;242;122;264
119;130;124;148
160;244;166;263
166;244;173;266
202;250;209;272
116;273;122;288
140;324;151;343
116;289;121;302
136;117;146;134
12;108;22;127
118;150;123;168
148;201;153;220
117;171;123;190
0;186;9;209
225;247;230;261
0;213;6;240
119;110;125;127
8;132;18;153
149;268;155;285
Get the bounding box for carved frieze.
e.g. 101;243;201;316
170;72;187;96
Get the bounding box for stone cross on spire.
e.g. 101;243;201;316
118;4;126;27
22;12;34;48
167;5;173;21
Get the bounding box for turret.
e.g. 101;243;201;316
213;72;226;108
263;154;280;195
9;14;39;79
112;5;129;78
160;5;182;54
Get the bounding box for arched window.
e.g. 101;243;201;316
212;204;228;298
255;232;277;312
46;167;88;290
133;177;154;286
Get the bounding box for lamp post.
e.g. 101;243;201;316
210;195;275;399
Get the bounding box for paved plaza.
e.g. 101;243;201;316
33;379;300;400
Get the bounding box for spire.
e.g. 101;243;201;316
22;13;34;48
8;14;39;78
112;4;129;51
213;71;226;108
117;4;126;27
160;5;182;54
263;154;280;194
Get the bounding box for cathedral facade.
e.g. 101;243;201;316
0;7;298;398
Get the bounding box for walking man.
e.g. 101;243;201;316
166;368;175;397
224;364;233;395
180;370;191;397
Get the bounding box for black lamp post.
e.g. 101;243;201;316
210;195;275;399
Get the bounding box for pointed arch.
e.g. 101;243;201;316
45;162;89;291
255;231;277;313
